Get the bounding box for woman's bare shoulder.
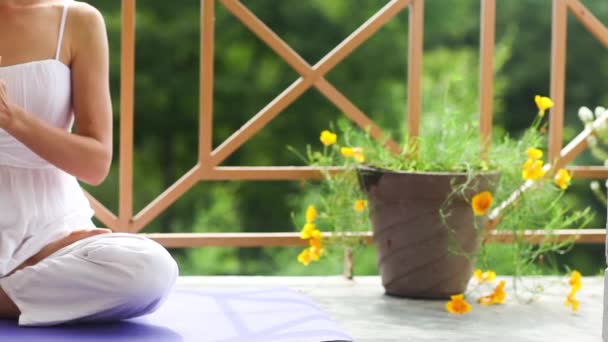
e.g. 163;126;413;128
68;1;105;27
65;1;107;61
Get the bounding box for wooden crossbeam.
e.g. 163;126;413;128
568;166;608;179
203;166;339;180
144;229;606;248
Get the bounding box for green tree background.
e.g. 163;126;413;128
84;0;608;276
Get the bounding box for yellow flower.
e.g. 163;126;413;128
526;147;543;160
308;246;323;261
340;147;354;157
308;245;323;261
308;237;324;261
297;249;311;266
471;191;493;216
353;147;365;163
564;291;579;312
535;95;554;117
445;294;472;314
554;168;572;190
305;205;317;223
320;130;337;146
300;222;319;239
478;280;506;305
568;270;582;292
473;269;496;283
522;159;545;181
340;146;365;162
309;237;323;250
354;199;368;212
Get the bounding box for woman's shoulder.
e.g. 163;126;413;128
68;1;105;26
65;1;107;51
61;1;107;66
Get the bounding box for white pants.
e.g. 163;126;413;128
0;233;178;326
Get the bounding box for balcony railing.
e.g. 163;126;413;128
84;0;608;248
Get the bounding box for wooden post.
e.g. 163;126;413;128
549;0;568;162
407;0;424;147
199;0;215;174
479;0;496;157
120;0;136;232
343;247;354;280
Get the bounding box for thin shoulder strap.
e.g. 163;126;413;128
55;2;72;60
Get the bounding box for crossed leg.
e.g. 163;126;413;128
0;228;111;320
0;232;178;326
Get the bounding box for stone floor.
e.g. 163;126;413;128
178;275;605;342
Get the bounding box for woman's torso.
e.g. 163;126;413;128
0;0;95;277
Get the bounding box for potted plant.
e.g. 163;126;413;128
291;93;591;300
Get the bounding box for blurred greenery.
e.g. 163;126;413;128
83;0;608;276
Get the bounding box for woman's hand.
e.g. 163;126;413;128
0;80;21;131
0;57;19;130
12;228;112;274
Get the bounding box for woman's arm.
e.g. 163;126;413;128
0;4;112;186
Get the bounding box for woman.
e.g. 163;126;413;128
0;0;178;326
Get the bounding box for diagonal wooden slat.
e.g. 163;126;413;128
314;79;402;154
83;190;118;229
485;114;607;232
210;78;313;167
553;125;591;169
132;164;202;232
311;0;411;78
567;0;608;48
210;0;410;166
219;0;310;75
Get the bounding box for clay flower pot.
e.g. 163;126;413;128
357;165;499;299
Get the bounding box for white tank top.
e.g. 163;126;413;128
0;3;73;167
0;1;96;277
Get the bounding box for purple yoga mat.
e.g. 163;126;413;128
0;287;352;342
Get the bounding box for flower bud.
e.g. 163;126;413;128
591;181;600;191
595;106;606;118
578;106;594;123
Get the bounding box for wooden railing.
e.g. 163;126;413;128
84;0;608;247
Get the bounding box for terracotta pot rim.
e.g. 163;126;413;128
356;165;500;177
